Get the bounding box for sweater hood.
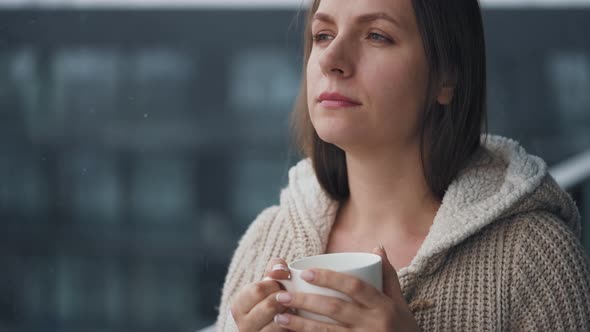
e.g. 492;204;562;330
279;135;580;279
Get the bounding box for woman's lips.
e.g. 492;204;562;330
318;92;362;108
320;100;362;108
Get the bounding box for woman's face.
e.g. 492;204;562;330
306;0;430;152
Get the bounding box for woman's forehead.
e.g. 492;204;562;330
314;0;412;28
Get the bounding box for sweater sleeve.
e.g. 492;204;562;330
507;212;590;331
214;205;281;332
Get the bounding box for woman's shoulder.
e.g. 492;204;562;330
501;210;583;249
458;208;586;268
498;210;590;280
237;205;281;246
500;210;579;243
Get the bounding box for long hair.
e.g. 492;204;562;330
292;0;488;202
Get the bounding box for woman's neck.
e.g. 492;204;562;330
339;144;441;238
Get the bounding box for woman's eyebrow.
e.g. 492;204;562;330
312;12;336;24
356;12;402;28
313;12;402;29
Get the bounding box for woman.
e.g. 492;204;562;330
215;0;590;330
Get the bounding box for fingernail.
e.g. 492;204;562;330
272;264;289;272
275;292;292;303
301;270;315;282
377;242;387;256
274;314;290;325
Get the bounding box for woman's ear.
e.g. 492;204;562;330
436;68;457;105
436;84;454;105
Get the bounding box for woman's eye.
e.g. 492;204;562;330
368;32;392;43
312;33;334;42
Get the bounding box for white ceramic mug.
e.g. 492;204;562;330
269;252;382;324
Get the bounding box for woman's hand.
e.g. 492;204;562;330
272;246;420;331
230;258;293;332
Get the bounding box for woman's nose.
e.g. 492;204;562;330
319;37;355;78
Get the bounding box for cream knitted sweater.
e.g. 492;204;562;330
215;135;590;331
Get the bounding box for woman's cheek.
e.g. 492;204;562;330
307;73;325;117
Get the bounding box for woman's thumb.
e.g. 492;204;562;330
264;258;290;280
372;243;402;298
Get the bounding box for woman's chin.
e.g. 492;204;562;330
315;127;361;149
311;112;368;148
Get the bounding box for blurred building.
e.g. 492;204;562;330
0;0;589;331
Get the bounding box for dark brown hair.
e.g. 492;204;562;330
292;0;488;202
